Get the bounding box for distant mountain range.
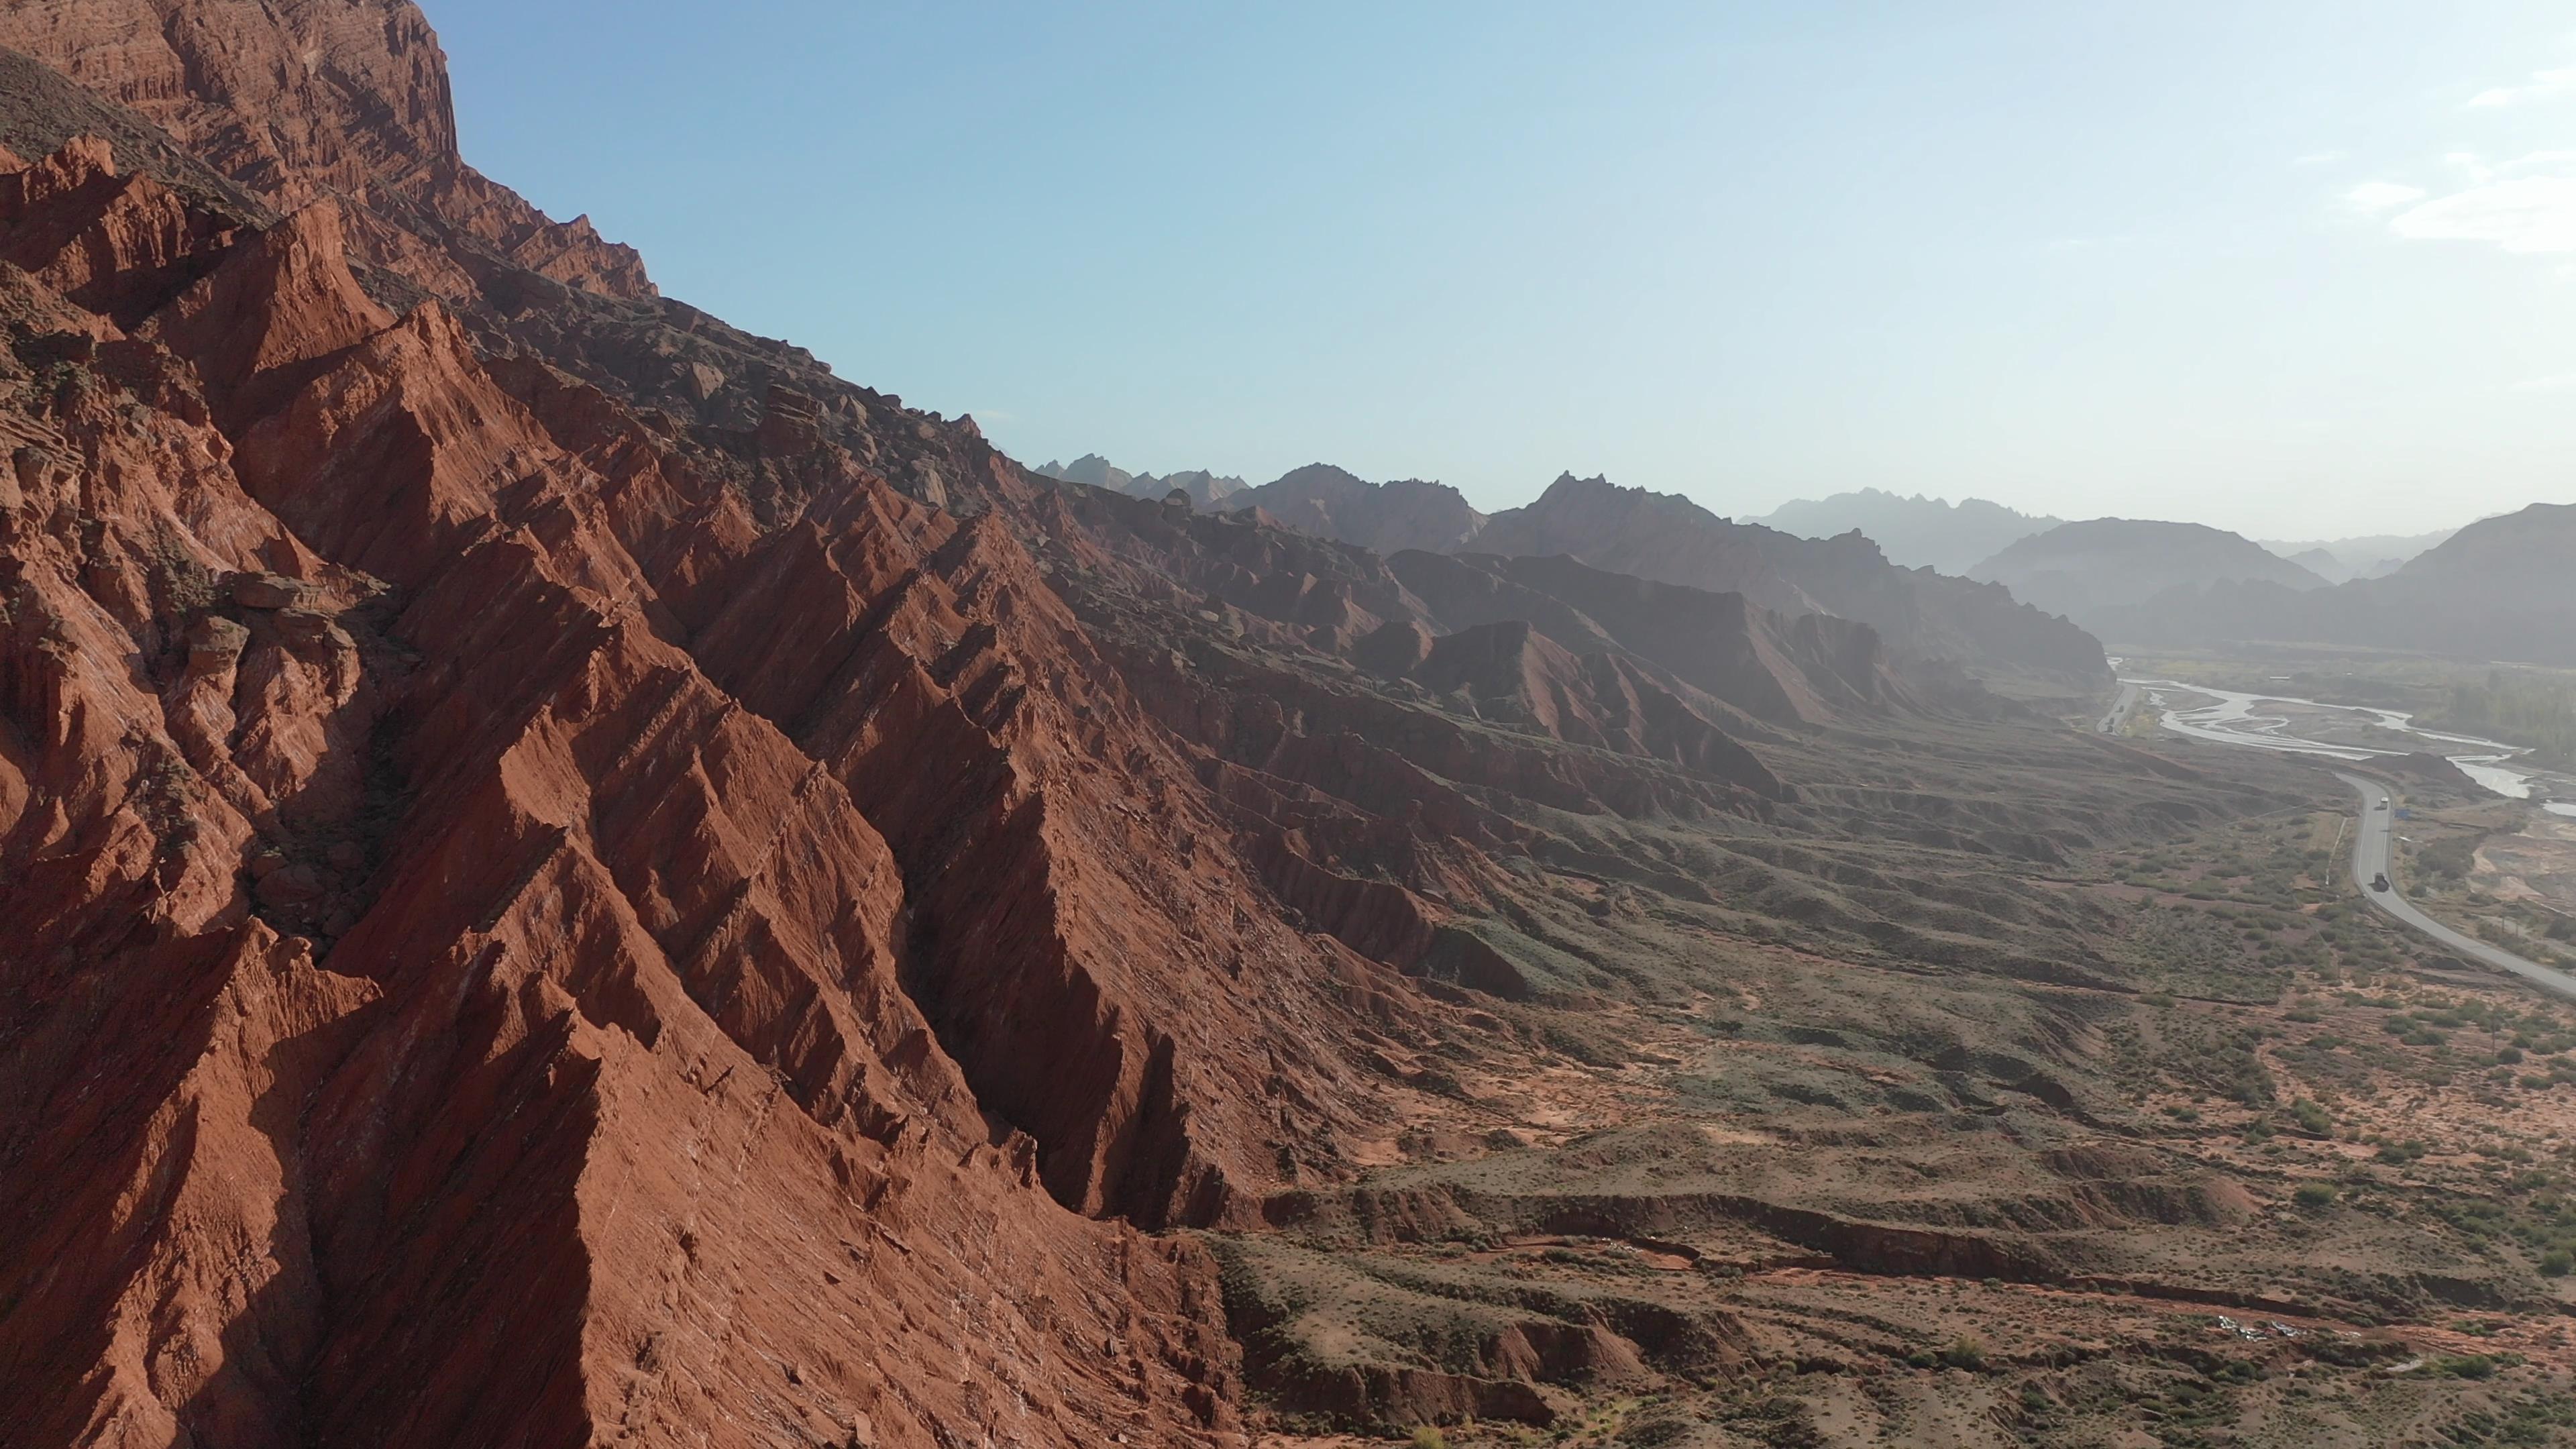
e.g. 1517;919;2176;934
1048;455;2540;672
2109;502;2576;663
1968;519;2331;636
2251;529;2457;584
1746;491;2458;585
1051;460;2105;685
1749;489;2063;575
1230;463;1489;554
1037;453;1247;509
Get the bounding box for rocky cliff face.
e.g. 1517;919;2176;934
0;120;1403;1444
0;0;653;299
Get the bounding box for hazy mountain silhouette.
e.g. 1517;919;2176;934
1968;519;2328;635
2253;528;2457;584
1751;488;2061;575
1199;466;2103;683
1229;462;1489;553
2116;502;2576;661
1038;452;1246;508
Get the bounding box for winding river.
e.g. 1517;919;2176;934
2116;674;2538;800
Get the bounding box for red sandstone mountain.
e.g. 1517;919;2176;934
0;9;1829;1438
0;127;1329;1442
0;6;2411;1444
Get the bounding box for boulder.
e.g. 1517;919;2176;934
229;572;307;609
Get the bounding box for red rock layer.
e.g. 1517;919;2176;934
0;133;1430;1446
0;0;655;299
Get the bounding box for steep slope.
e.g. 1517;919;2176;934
0;0;651;298
0;18;1005;529
1396;619;1779;781
1969;517;2330;638
1389;550;1909;728
0;129;1417;1446
1750;488;2061;574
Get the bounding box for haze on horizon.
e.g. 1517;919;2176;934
434;0;2576;540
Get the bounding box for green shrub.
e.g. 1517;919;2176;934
1411;1428;1448;1449
2542;1248;2574;1277
2432;1353;2496;1380
2294;1183;2337;1208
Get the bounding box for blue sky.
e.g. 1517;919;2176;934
433;1;2576;538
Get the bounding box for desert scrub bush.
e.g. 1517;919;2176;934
2294;1183;2337;1208
1410;1428;1446;1449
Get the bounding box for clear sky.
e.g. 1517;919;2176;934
429;1;2576;539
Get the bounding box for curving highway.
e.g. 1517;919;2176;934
2336;771;2576;1003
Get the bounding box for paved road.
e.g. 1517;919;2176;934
2096;682;2141;735
2336;771;2576;1003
